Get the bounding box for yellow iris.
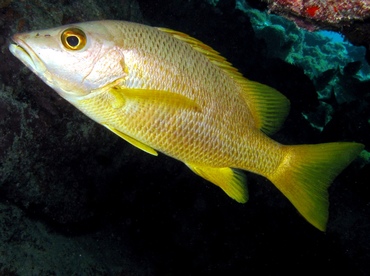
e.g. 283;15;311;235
61;28;86;50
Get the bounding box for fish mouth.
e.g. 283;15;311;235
9;34;47;76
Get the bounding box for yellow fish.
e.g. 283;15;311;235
9;20;363;231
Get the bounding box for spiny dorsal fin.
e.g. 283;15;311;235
158;27;290;135
157;27;243;78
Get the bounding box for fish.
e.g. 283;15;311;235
9;20;364;231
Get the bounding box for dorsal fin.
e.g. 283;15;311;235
157;27;243;78
158;28;290;135
238;80;290;135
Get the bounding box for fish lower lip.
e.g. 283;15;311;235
12;43;31;58
9;40;34;69
9;36;45;74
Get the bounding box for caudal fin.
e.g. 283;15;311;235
268;142;364;231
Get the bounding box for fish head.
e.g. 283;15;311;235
9;21;128;101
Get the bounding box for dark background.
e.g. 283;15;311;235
0;0;369;274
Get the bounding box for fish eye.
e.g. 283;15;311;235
61;28;87;50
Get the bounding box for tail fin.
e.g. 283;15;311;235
268;142;364;231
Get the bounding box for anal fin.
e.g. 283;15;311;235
186;163;248;203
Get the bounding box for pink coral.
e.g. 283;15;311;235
266;0;370;30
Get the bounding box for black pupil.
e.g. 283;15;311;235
67;35;79;47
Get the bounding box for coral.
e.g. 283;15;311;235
266;0;370;28
253;0;370;65
239;2;369;80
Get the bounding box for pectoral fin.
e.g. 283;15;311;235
186;163;248;203
110;87;201;111
103;124;158;156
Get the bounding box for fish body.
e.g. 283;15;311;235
9;20;364;231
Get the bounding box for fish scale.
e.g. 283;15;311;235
110;24;257;165
9;20;364;231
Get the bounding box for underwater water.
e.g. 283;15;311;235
318;30;345;43
0;0;369;275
